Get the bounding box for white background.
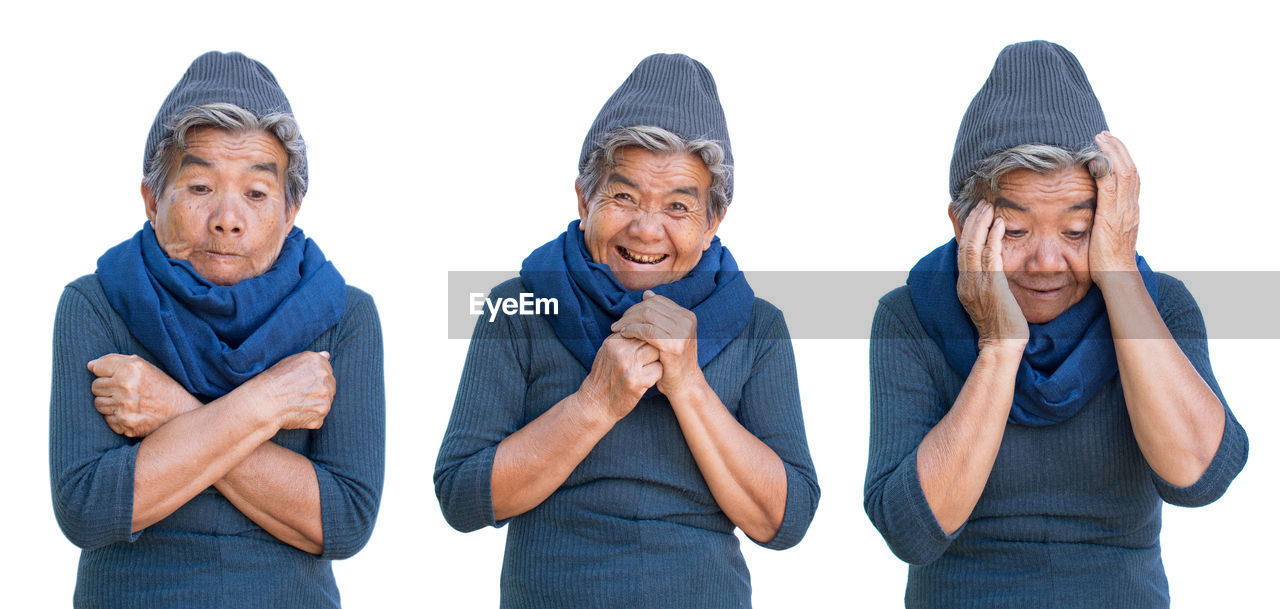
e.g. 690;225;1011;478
2;1;1276;607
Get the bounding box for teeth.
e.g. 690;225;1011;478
618;246;667;264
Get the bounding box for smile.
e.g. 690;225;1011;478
617;246;668;265
1018;284;1066;298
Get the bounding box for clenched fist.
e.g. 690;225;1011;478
88;354;201;437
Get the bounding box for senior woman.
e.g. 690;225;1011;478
864;41;1248;608
49;52;384;607
435;54;819;608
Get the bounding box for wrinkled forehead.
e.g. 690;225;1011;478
993;166;1097;212
164;127;288;188
605;148;710;193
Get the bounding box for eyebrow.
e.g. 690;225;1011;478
251;162;280;177
178;155;279;178
606;173;638;189
179;154;212;169
605;172;702;199
993;196;1096;212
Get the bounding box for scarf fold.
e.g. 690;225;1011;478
97;223;346;400
520;220;754;373
907;239;1158;427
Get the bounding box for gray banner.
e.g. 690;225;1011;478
448;271;1280;339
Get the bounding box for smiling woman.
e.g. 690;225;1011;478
434;53;818;609
577;134;725;291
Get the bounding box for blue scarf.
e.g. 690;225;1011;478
96;223;346;400
520;220;754;373
907;239;1158;426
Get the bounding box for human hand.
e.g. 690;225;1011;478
249;351;336;431
956;202;1029;350
579;334;663;423
1090;131;1141;283
611;291;703;397
88;354;202;438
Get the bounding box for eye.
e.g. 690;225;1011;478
189;184;211;195
1064;231;1088;240
246;190;268;201
1003;229;1027;238
669;202;689;212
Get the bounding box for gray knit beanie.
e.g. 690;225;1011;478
144;51;305;194
949;41;1107;201
580;53;733;201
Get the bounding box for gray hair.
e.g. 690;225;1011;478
577;126;731;221
143;102;306;209
951;144;1111;223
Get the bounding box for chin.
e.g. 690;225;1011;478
612;270;670;291
194;267;248;287
1015;299;1070;325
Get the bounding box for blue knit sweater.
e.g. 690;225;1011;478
49;275;385;608
865;273;1248;608
435;278;819;608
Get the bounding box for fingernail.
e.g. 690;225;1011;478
643;290;655;298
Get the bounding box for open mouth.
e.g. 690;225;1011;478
617;246;668;265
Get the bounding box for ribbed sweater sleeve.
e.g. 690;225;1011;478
434;281;530;532
1147;275;1248;507
739;303;819;550
864;294;959;565
49;283;143;550
316;289;386;559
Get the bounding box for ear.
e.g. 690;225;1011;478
576;182;589;227
142;181;159;225
947;203;964;241
701;207;726;251
284;197;301;231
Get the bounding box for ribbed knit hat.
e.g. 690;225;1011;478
144;51;305;194
949;41;1107;201
580;53;733;202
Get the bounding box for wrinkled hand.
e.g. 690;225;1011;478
611;291;703;396
88;354;201;438
1090;131;1141;281
250;351;336;431
579;334;662;423
957;203;1029;349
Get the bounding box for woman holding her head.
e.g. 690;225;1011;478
864;41;1248;608
435;54;819;609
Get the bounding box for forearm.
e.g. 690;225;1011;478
1100;273;1225;485
132;386;278;532
491;391;615;521
214;442;323;554
916;344;1021;535
667;378;787;544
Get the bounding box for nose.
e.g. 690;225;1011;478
207;193;245;236
1023;236;1069;273
627;209;664;242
